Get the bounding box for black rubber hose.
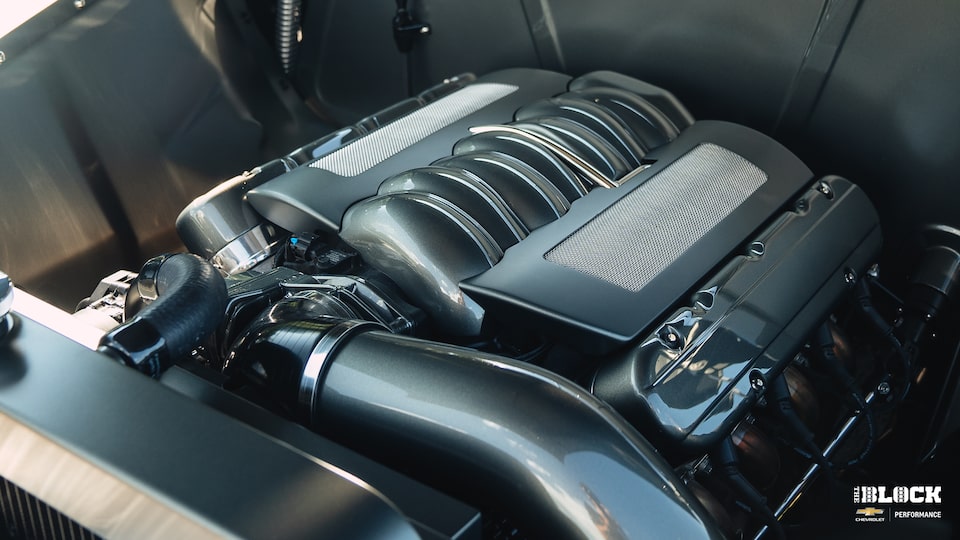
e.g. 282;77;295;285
712;439;785;540
854;279;912;400
816;324;876;468
770;375;834;480
99;254;227;378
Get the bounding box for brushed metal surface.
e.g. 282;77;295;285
0;411;226;540
309;83;518;176
546;143;767;292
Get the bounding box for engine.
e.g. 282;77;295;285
76;68;957;539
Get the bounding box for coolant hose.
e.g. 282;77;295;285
99;254;227;377
227;317;724;540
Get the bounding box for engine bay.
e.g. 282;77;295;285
48;68;949;538
3;3;960;538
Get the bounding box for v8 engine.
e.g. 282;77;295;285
75;68;955;539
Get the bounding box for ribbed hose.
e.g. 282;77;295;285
276;0;302;75
99;254;227;377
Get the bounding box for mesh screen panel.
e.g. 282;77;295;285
545;143;767;292
310;83;518;177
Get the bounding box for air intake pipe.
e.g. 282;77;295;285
225;300;723;540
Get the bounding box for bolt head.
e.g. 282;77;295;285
817;181;835;199
74;0;86;9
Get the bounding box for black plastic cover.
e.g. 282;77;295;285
463;121;814;352
246;69;573;234
590;177;882;451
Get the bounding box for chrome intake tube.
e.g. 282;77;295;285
227;314;723;540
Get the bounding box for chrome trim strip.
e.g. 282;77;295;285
469;124;617;188
210;222;283;275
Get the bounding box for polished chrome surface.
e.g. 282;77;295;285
211;222;283;275
469;124;616;188
514;117;632;180
515;95;649;166
319;330;722;540
570;86;681;145
340;192;500;335
176;161;290;261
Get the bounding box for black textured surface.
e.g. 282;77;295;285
147;254;228;362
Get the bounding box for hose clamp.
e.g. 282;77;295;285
298;320;383;423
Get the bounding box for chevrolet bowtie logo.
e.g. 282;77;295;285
856;507;885;517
